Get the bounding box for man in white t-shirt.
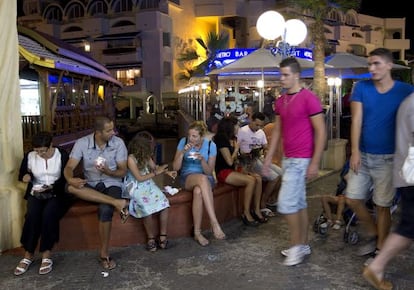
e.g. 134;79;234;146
237;112;282;215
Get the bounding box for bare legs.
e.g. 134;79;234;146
363;233;411;290
185;174;225;246
99;221;112;258
67;185;127;213
347;198;391;249
141;209;169;251
285;208;309;246
225;172;264;221
261;177;280;208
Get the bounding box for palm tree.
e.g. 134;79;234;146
176;31;229;96
286;0;361;99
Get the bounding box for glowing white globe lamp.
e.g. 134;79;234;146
284;19;307;46
256;10;285;40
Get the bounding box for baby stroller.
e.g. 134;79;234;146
313;161;401;245
313;161;350;236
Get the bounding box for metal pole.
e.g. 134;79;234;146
328;85;334;140
335;84;342;139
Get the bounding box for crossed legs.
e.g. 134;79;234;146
185;174;225;246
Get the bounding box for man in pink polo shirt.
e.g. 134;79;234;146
263;57;326;266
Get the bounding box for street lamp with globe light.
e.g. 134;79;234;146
256;10;307;59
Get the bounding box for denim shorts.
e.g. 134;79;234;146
180;173;216;189
277;158;310;215
345;152;395;207
252;158;282;181
86;182;122;222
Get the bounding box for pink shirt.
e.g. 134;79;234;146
275;89;323;158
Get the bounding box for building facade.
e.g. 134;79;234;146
18;0;410;108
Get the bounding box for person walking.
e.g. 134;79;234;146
262;57;326;266
362;92;414;290
64;116;129;270
344;48;414;265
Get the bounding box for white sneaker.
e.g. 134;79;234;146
280;244;311;257
283;245;307;266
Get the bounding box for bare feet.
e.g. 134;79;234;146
194;230;209;246
212;223;226;240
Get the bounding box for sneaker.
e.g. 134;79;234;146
283;245;307;266
357;237;377;256
281;244;311;257
332;220;343;230
363;249;380;267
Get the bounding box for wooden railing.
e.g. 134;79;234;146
22;105;105;152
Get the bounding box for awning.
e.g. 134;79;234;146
18;34;122;87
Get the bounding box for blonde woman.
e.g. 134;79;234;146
172;121;226;246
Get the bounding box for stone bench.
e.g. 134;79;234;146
55;183;243;251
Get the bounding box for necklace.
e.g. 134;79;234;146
283;89;302;107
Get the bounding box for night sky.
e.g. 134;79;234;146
360;0;413;53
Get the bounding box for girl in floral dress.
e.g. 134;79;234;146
124;136;176;252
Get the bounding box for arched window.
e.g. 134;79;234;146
88;0;108;16
66;3;85;19
43;6;63;23
112;0;134;13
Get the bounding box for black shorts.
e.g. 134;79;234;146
395;186;414;240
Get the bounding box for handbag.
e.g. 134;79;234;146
32;185;55;200
400;145;414;184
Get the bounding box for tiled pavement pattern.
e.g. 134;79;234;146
1;171;413;290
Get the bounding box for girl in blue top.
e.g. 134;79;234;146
172;121;226;246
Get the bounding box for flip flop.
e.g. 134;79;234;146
39;258;53;275
14;258;33;276
261;208;276;217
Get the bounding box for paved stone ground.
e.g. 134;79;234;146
1;172;413;290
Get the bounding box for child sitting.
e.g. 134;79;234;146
123;136;177;252
320;161;349;230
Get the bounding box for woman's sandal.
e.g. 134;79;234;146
39;258;53;275
14;258;33;276
212;223;226;240
146;238;158;252
193;230;209;247
260;208;276;218
158;234;169;249
250;210;268;223
99;256;117;270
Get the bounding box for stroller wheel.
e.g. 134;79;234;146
343;231;349;243
348;231;359;245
